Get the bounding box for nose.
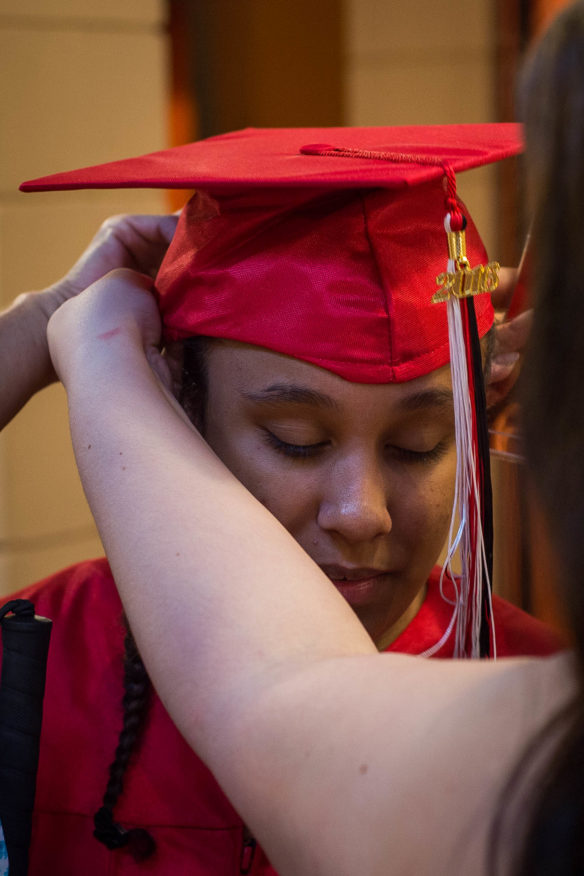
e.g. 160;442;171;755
317;452;392;543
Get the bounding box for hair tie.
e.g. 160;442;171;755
94;806;156;861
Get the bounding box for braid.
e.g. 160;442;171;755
181;335;211;431
93;337;210;861
93;621;156;861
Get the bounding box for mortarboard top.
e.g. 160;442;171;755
20;124;522;194
20;124;523;384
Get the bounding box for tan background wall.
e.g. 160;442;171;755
344;0;498;255
0;0;168;594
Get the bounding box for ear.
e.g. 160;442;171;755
486;364;521;415
485;309;532;414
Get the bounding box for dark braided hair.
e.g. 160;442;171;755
93;624;156;861
180;335;211;431
93;337;211;861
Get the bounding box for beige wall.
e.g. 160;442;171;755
343;0;498;255
0;0;168;594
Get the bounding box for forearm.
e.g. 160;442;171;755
63;329;375;755
0;290;57;429
71;359;572;875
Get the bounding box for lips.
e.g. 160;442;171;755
319;564;392;607
320;564;389;582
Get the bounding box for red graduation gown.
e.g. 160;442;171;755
2;559;564;875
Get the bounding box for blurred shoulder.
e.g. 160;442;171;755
492;595;567;657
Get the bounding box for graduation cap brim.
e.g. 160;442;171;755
20;123;523;194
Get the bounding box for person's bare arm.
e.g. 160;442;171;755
0;213;177;430
48;269;575;876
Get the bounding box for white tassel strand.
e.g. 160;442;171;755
422;213;496;659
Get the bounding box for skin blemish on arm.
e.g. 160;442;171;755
359;764;369;775
96;327;123;341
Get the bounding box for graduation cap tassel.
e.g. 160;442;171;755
433;209;497;658
464;297;495;657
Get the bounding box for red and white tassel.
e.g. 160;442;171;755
440;212;495;658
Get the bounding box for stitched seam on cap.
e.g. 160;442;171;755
359;191;394;374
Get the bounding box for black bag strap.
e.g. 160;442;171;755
0;599;52;876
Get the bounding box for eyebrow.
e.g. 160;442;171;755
241;383;453;413
397;388;454;413
241;384;341;410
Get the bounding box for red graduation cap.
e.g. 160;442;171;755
21;124;524;658
21;124;522;384
20;124;520;192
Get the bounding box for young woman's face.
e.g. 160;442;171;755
201;341;456;650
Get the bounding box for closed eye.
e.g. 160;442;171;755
388;441;450;465
262;430;329;459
